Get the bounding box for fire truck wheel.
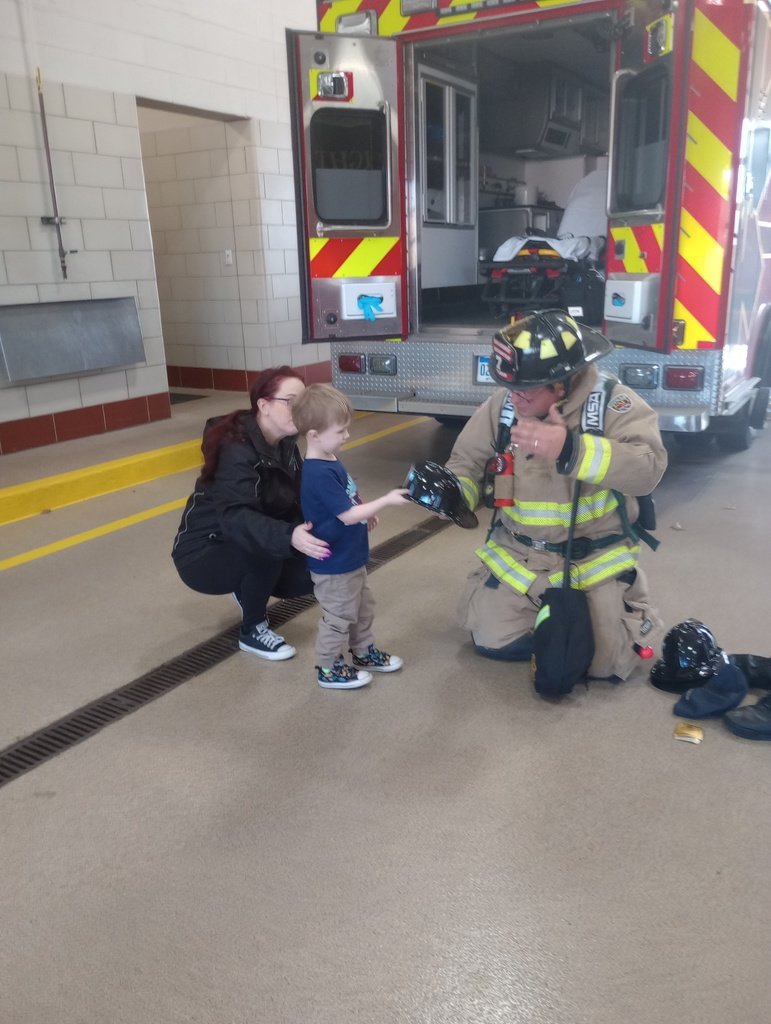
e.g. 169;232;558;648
749;386;770;430
673;431;713;453
434;415;468;429
715;417;753;453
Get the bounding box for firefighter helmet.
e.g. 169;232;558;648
490;309;613;390
650;619;726;693
403;461;478;529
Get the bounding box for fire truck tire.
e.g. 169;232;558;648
714;414;753;453
672;431;713;453
754;317;771;386
434;415;468;429
749;386;770;430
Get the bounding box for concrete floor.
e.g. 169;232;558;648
1;394;770;1024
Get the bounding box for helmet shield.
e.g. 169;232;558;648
650;619;726;693
404;461;478;529
490;309;613;390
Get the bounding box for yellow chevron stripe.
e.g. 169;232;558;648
673;298;716;348
309;238;328;259
378;0;410;36
610;224;664;272
678;207;724;295
334;236;399;277
319;0;363;33
685;111;732;200
610;227;649;273
692;8;740;101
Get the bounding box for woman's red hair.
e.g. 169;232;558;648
199;366;304;483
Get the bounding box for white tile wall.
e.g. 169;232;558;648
0;0;327;432
140;101;315;375
0;70;165;419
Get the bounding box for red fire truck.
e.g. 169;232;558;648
287;0;771;450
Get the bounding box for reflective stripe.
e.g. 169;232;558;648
457;475;479;510
476;540;537;594
578;434;612;483
546;544;640;590
501;490;618;528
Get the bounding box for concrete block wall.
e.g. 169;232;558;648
0;71;168;453
140;109;325;388
0;0;322;454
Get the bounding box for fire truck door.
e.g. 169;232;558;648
605;0;677;351
287;31;404;343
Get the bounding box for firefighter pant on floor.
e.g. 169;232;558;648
310;566;376;666
457;563;663;680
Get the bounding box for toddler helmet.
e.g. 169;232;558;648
404;461;478;529
490;309;613;389
650;619;726;693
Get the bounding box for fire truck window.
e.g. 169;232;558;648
425;81;446;221
454;91;472;224
310;109;388;225
421;74;476;225
614;68;670;212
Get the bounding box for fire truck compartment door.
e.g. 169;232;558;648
287;30;403;342
604;275;658;324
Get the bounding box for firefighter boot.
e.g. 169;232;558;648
723;693;771;741
729;654;771;690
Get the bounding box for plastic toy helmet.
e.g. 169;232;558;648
403;461;478;529
650;619;726;693
490;309;613;389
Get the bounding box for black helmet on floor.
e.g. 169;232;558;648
403;461;478;529
490;309;613;390
650;619;726;693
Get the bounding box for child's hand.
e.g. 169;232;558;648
367;515;379;532
386;488;411;506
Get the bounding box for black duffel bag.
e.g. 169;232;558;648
531;482;595;697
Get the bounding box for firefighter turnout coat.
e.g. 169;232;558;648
446;363;669;679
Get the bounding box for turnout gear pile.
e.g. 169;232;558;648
650;619;726;694
447;340;668;681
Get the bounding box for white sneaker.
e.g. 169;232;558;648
350;644;403;673
316;660;372;689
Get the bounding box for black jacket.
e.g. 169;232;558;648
172;413;304;569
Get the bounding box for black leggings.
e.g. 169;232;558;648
175;540;313;631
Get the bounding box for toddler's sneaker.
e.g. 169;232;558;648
351;644;403;673
239;622;295;661
317;660;372;689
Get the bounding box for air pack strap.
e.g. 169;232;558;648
583;376;659;552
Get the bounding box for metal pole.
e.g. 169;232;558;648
36;67;74;279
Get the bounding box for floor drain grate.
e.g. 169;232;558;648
0;516;451;787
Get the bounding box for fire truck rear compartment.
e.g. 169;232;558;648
411;16;613;335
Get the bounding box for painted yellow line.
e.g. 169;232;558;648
0;415;430;571
0;498;188;572
0;411;374;527
342;416;426;450
0;440;202;527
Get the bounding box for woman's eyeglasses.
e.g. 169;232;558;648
270;396;296;408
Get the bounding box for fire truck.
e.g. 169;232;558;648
287;0;771;451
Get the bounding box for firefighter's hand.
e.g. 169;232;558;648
509;403;567;460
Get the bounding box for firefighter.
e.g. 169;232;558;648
446;309;668;681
